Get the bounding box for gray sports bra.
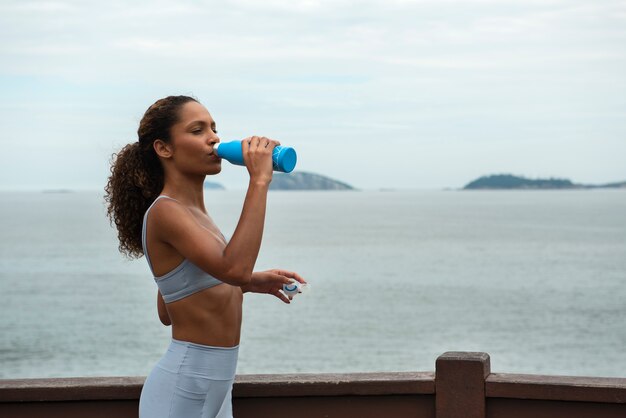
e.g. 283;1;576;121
141;195;223;303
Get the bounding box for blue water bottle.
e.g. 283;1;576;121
214;140;297;173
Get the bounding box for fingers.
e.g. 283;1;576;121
242;136;280;181
261;270;297;285
272;289;291;304
255;271;286;283
272;269;307;284
271;272;303;301
253;270;307;303
245;136;280;150
250;136;265;150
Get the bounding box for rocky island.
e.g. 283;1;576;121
270;171;355;191
203;181;225;190
464;174;626;190
203;171;355;191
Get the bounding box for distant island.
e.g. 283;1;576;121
203;181;225;190
464;174;626;190
270;171;356;191
203;171;355;191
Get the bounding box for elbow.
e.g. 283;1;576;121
156;291;171;326
158;311;172;326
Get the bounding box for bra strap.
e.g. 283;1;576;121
141;195;179;274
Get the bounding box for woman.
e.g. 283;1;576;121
104;95;305;417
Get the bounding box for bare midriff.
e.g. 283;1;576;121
165;284;243;347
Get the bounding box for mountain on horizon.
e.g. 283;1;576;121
270;171;356;191
463;174;626;190
203;171;355;191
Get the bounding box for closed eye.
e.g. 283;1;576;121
186;120;217;135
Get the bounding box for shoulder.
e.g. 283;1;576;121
148;198;197;238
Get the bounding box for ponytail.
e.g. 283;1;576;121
104;95;198;258
104;141;163;258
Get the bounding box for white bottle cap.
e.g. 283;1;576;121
282;281;300;297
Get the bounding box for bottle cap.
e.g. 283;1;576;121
282;281;300;297
299;283;310;294
283;280;311;297
273;146;297;173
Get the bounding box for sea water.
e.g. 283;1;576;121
0;190;625;379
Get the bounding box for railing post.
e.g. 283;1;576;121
435;352;491;418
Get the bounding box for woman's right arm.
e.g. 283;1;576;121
151;137;278;286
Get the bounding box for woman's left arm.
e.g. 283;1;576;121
157;291;171;326
241;269;307;304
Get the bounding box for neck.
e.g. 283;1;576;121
160;171;207;211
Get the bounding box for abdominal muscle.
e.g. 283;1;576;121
165;283;243;347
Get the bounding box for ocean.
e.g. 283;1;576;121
0;189;625;379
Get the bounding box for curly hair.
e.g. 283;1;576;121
104;95;198;258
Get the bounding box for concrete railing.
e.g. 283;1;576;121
1;352;625;417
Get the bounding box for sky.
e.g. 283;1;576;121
0;0;625;190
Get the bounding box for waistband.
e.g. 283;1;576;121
157;338;239;380
171;338;239;351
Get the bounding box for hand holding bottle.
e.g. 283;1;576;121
240;136;279;184
214;139;297;173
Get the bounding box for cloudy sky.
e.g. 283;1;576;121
1;0;625;190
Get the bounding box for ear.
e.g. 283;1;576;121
153;139;173;159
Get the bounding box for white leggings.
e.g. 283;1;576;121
139;339;239;418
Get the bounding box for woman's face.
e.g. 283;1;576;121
168;101;222;176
